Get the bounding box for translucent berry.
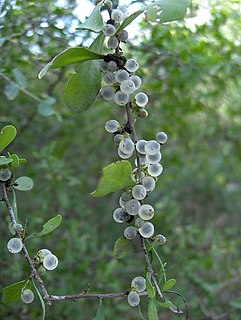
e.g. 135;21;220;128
138;204;155;220
142;176;156;192
37;249;52;261
119;138;135;154
43;254;58;271
145;140;160;155
134;154;148;166
113;208;130;223
129;75;142;90
118;147;133;159
103;24;116;36
117;5;129;19
115;69;129;83
0;168;11;181
7;238;23;253
156;131;168;144
136;140;147;154
135;217;145;228
111;9;123;23
105;0;113;8
124;226;137;240
119;191;132;208
105;120;120;133
113;133;123;143
135;92;148;107
120;79;136;94
117;30;128;42
132;185;146;200
21;289;34;304
38;265;46;276
155;234;167;245
148;163;163;177
103;71;116;85
99;60;108;72
127;291;140;307
107;36;119;50
137;109;149;119
125;59;139;72
12;223;23;232
114;90;129;106
107;61;118;71
100;86;115;101
139;222;154;238
131;276;146;292
146;151;162;164
125;199;141;216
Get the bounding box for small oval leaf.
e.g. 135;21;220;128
0;125;17;153
114;236;130;259
0;156;13;166
162;279;176;291
13;176;33;191
25;214;62;240
157;300;172;308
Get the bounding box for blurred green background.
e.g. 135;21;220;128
0;0;241;319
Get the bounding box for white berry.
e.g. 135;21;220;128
7;238;23;253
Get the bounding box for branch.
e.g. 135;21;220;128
140;236;163;299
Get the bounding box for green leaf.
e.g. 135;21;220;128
93;299;106;320
146;272;156;298
38;47;104;79
145;0;190;23
38;97;56;116
91;160;135;197
63;33;105;110
116;10;144;33
25;214;62;240
9;154;20;169
0;125;17;152
12;188;18;220
4;83;19;100
32;280;46;320
148;299;158;320
2;280;29;304
13;176;34;191
0;156;13;166
12;68;28;89
162;279;176;291
156;300;172;308
114;236;130;259
77;1;104;33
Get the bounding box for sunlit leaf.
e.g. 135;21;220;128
77;1;104;32
116;10;144;33
38;48;104;79
91;161;135;197
0;125;17;153
25;214;62;240
146;0;190;23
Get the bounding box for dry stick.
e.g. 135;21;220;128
125;103;163;300
1;182;147;302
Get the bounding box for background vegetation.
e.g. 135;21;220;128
0;0;240;319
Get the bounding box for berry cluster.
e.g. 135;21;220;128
36;248;59;273
127;276;146;307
